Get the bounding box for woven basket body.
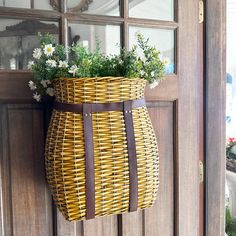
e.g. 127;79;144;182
45;77;159;221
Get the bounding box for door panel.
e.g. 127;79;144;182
0;0;202;235
145;102;174;236
0;105;53;236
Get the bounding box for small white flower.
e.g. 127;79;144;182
58;60;69;68
151;71;155;77
33;48;42;59
44;44;55;56
27;61;34;70
68;65;78;76
33;92;41;102
46;87;54;97
140;70;145;77
41;79;51;88
28;80;37;90
163;57;170;65
149;81;159;89
46;59;57;68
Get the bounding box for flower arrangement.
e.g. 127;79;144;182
227;137;236;160
28;33;167;102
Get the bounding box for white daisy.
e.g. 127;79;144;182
33;92;41;102
46;59;57;68
28;80;37;90
44;44;55;56
46;87;55;97
149;81;159;89
41;79;51;88
58;60;69;68
33;48;42;59
27;61;35;70
68;65;78;76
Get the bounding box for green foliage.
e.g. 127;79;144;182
227;138;236;160
28;32;167;101
226;207;236;236
38;32;56;46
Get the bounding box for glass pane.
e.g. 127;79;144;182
129;0;174;21
34;0;55;10
129;26;175;74
0;0;30;8
68;0;120;16
0;19;59;70
68;23;120;55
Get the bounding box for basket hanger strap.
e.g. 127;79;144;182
123;100;138;212
83;103;95;220
53;99;145;113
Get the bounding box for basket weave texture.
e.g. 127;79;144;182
45;77;159;221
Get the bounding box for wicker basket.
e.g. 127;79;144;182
45;77;159;221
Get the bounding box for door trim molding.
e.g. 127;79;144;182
205;0;226;235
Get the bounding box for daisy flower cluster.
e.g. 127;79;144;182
28;32;166;102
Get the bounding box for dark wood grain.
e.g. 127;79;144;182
144;102;175;236
83;215;118;236
205;0;226;235
56;209;83;236
197;15;205;236
176;0;199;235
0;105;53;236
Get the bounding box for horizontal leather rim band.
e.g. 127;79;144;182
53;98;145;113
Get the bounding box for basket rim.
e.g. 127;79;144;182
54;77;146;83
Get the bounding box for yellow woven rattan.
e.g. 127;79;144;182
45;77;159;221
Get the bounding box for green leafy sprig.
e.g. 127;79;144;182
28;32;166;101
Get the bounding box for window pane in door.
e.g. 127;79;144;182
129;26;175;74
68;23;121;55
68;0;120;16
34;0;55;10
0;19;59;70
0;0;30;8
129;0;174;21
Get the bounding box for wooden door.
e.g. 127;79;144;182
0;0;202;235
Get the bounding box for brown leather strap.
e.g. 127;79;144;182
123;101;138;212
83;103;95;220
53;99;145;113
54;99;143;217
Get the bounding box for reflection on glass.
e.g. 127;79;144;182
129;0;174;21
68;0;120;16
0;19;58;70
34;0;54;10
129;26;175;74
0;0;30;8
69;23;120;55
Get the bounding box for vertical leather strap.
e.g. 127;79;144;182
83;103;95;220
123;100;138;212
